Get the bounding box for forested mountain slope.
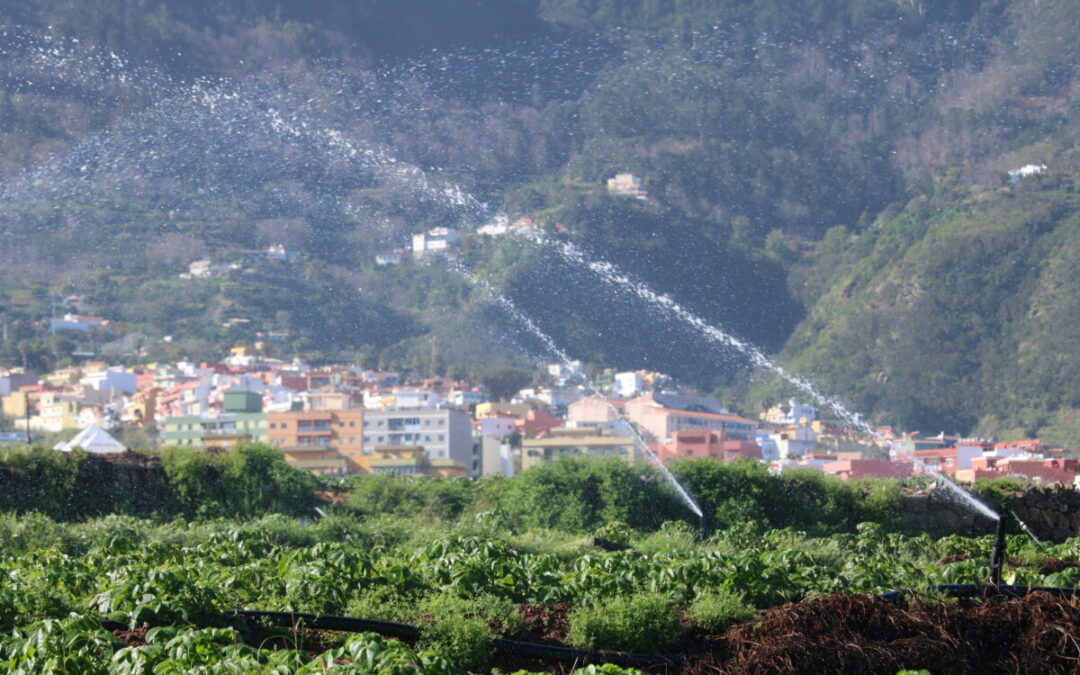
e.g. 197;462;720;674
0;0;1078;440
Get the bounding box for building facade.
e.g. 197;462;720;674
266;409;363;475
362;408;473;474
522;428;638;471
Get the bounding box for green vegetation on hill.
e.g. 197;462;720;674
771;183;1080;442
1;0;1080;439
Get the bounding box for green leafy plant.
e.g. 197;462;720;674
568;593;681;653
689;590;755;632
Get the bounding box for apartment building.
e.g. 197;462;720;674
266;409;363;475
362;408;472;473
522;427;638;471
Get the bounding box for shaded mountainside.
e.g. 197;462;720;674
776;181;1080;444
0;0;1079;438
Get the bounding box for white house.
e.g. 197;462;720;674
1007;164;1047;183
770;426;818;459
607;173;647;199
476;416;517;439
81;367;137;395
614;372;644;397
375;249;406;265
480;436;515;477
477;215;510;236
412;227;462;259
448;388;487;407
763;399;817;426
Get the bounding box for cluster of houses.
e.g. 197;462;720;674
2;354;1077;487
374;171;648;265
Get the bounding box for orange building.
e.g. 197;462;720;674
267;409;364;475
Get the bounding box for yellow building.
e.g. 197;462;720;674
522;427;638;471
475;402;532;418
367;445;468;477
2;392;29;418
30;392;81;433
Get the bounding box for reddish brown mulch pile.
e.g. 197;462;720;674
519;603;572;645
112;623;151;647
1040;558;1080;575
721;592;1080;674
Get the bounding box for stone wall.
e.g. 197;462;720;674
897;485;1080;542
1011;485;1080;542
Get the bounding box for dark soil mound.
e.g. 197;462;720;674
519;603;571;644
1039;557;1080;575
721;591;1080;674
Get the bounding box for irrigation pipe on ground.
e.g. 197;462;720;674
232;609;682;667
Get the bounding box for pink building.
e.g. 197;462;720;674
823;459;915;481
624;394;755;443
960;457;1080;485
911;443;985;476
567;396;625;425
653;430;762;464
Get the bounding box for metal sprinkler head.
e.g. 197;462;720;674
989;515;1007;587
699;512;709;542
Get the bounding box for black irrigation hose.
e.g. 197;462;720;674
232;609;682;667
233;610;419;640
878;584;1080;603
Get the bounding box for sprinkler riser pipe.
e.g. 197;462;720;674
699;512;709;542
989;516;1007;587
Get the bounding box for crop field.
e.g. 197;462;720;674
3;509;1080;673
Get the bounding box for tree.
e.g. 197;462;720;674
480;368;533;402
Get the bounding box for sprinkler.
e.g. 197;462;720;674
988;515;1007;587
699;511;709;542
1010;509;1040;544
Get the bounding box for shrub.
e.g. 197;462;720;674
568;593;681;653
420;593;524;637
688;590;754;632
419;616;492;671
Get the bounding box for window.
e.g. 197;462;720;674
349;421;356;427
424;435;431;441
270;423;277;429
437;434;444;441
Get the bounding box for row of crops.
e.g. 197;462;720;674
2;510;1080;672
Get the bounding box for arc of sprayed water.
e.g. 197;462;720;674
525;233;1000;523
447;260;704;518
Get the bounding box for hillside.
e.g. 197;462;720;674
1;0;1079;440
